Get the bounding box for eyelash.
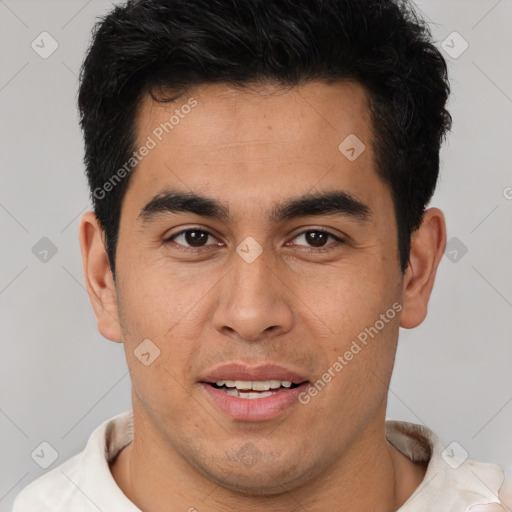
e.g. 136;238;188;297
164;227;345;254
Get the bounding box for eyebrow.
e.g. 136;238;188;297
138;189;371;224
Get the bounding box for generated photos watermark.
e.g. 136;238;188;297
298;302;403;404
93;97;198;201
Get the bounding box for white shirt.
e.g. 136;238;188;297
11;411;510;511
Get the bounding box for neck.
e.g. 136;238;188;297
110;406;426;512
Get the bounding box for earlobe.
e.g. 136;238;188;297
399;207;447;329
79;211;123;342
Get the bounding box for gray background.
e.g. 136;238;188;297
1;0;511;509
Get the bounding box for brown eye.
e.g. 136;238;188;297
291;229;341;249
304;230;329;247
168;229;217;248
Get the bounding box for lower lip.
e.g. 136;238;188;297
201;383;308;422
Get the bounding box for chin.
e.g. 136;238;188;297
208;471;307;497
190;451;317;497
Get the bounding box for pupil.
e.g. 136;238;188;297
186;230;207;247
306;231;327;247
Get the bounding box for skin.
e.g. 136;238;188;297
80;81;446;511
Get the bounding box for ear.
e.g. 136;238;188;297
79;211;123;342
400;207;446;329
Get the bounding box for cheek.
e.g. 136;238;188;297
303;270;401;409
306;292;400;415
117;256;200;332
296;263;399;343
116;265;213;382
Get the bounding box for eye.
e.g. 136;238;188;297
166;228;220;249
289;229;344;251
164;227;344;254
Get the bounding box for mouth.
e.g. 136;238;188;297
208;379;302;399
199;364;310;421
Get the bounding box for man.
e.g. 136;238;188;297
12;0;509;510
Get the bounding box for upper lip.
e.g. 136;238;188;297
200;363;309;385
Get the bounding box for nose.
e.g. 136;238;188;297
212;244;294;342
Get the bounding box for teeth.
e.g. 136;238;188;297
245;392;264;399
254;391;273;398
252;381;271;391
214;379;295;390
235;380;253;390
223;389;275;399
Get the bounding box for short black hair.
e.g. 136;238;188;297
78;0;451;277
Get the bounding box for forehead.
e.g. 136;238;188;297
128;81;390;216
136;80;372;156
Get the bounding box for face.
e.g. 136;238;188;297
112;81;405;494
